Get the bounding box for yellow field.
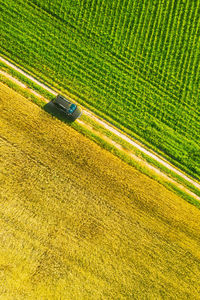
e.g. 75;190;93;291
0;83;200;299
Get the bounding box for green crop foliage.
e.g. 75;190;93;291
0;0;199;180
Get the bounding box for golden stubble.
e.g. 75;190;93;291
0;83;200;299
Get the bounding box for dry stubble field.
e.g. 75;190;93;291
0;83;200;299
1;0;199;180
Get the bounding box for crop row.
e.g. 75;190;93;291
2;2;196;113
0;1;198;120
3;17;198;143
1;2;198;125
31;1;195;88
17;0;198;105
1;0;199;178
30;0;199;89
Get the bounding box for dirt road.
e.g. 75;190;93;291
0;56;199;199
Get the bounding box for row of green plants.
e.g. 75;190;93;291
2;57;200;201
0;0;199;180
1;70;199;208
2;0;197;108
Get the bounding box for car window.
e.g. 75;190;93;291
68;104;77;114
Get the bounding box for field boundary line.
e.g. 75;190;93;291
0;55;199;194
1;70;200;202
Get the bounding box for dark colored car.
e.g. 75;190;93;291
52;95;82;121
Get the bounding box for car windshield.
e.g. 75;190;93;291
68;103;77;114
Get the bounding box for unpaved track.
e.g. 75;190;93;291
0;56;200;195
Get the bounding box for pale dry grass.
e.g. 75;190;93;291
0;83;200;299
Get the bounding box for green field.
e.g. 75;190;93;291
0;0;200;180
1;83;200;299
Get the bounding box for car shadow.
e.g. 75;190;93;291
43;101;74;124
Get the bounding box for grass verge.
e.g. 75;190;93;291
0;71;199;207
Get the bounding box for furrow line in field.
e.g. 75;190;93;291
1;2;194;104
159;0;180;77
1;22;198;140
2;0;194;97
179;4;200;99
1;33;198;149
173;2;196;84
138;2;162;64
153;0;174;79
172;0;194;79
1;56;199;195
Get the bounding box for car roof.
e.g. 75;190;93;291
54;95;71;108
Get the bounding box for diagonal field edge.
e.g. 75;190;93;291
0;55;199;192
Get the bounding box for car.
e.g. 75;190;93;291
51;94;82;121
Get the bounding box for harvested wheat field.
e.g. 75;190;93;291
1;0;200;180
0;83;200;299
